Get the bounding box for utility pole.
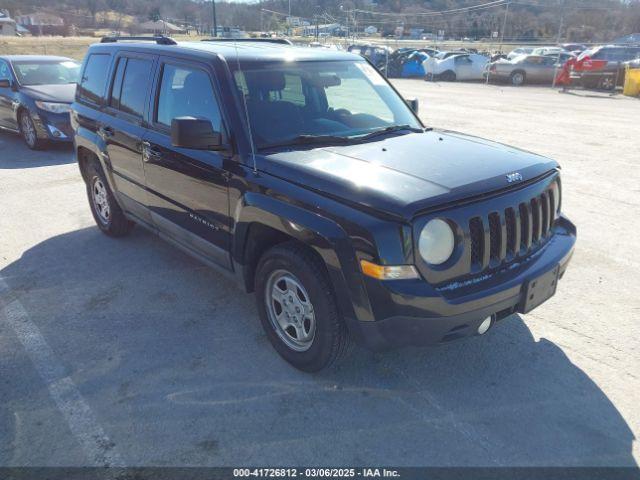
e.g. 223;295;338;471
556;0;565;44
212;0;217;37
499;0;510;53
353;9;357;40
552;0;566;88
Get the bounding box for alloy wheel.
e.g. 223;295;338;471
512;72;525;86
265;269;316;352
21;114;37;148
91;177;111;225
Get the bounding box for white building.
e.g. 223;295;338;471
0;12;16;36
16;12;64;26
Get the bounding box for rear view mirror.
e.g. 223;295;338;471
407;98;419;114
313;74;342;88
0;79;12;89
171;117;222;150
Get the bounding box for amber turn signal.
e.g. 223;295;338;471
360;259;419;280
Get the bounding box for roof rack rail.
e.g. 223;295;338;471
100;35;177;45
201;38;292;46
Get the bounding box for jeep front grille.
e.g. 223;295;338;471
414;172;561;286
469;187;556;273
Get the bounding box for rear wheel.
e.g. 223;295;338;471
510;70;526;86
19;111;45;150
85;159;134;237
598;75;615;91
440;70;456;82
255;242;351;372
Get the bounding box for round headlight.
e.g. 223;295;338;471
419;219;455;265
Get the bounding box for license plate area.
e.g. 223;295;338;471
520;265;560;314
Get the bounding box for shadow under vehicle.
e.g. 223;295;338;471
0;226;634;466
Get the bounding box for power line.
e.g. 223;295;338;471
352;0;509;17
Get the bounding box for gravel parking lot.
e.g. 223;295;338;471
1;81;638;467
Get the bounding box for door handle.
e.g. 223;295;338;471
142;141;162;162
98;125;114;138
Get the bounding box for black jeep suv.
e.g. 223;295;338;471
71;37;576;372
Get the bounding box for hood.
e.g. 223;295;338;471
260;130;558;221
20;84;76;103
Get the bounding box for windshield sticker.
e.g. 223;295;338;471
355;63;386;86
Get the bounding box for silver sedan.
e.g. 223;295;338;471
486;54;574;86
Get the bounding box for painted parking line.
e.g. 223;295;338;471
0;277;125;467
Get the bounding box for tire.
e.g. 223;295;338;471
255;242;351;372
84;158;134;237
597;75;615;91
440;70;456;82
510;70;526;86
19;110;46;150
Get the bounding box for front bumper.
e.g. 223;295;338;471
32;110;73;142
346;215;576;350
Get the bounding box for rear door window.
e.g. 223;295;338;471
113;57;153;118
108;57;126;110
78;53;111;105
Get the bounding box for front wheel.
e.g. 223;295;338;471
19;111;45;150
255;242;351;372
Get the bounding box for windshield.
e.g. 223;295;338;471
231;60;422;149
12;60;81;86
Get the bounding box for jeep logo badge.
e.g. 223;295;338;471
506;172;523;183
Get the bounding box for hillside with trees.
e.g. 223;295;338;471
0;0;639;42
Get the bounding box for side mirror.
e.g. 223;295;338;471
0;78;13;89
171;117;222;150
407;98;419;114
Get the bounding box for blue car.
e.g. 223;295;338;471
0;55;80;150
401;51;430;77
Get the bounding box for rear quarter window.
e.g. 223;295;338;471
112;57;153;118
77;53;111;105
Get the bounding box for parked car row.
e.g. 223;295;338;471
344;41;640;90
489;44;640;88
3;41;639;152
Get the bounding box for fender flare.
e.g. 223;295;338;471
74;127;121;205
233;192;374;323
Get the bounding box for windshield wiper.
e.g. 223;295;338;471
259;134;353;150
356;125;425;142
